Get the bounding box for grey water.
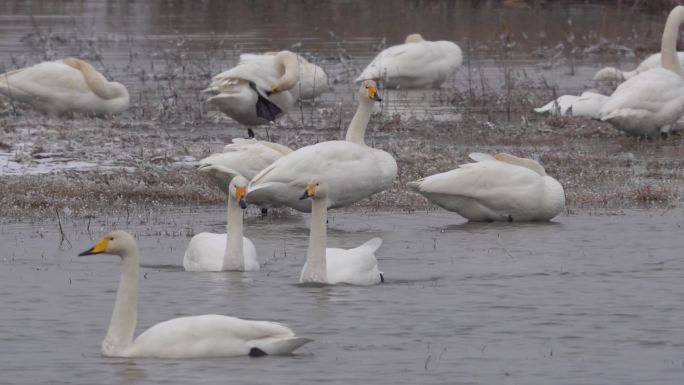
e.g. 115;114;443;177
1;208;683;384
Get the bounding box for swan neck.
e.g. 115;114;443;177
103;250;139;355
661;6;684;76
76;60;123;100
345;97;374;145
275;53;300;92
303;197;328;283
223;195;245;271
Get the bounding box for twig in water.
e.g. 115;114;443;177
55;208;72;249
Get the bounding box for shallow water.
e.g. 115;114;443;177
1;208;683;384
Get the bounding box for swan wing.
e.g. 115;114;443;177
356;41;461;82
0;61;90;100
325;239;383;286
202;140;284;181
409;161;542;201
128;314;307;358
210;54;280;91
468;152;496;162
248;141;388;209
599;68;684;123
182;232;225;272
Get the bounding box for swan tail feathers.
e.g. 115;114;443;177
250;337;313;355
198;164;242;179
407;180;422;192
359;237;383;252
468;152;496;162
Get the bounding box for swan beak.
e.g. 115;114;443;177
79;238;108;256
235;186;248;209
299;183;316;200
266;85;279;96
368;86;382;102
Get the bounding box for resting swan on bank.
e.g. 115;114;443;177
80;230;310;358
408;153;565;222
0;57;129;116
355;33;462;89
598;6;684;137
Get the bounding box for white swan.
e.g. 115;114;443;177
0;57;129;116
534;91;609;118
594;52;684;81
79;230;311;358
183;174;259;272
408;153;565;222
355;33;462;89
246;80;397;212
205;51;300;125
198;137;292;193
291;54;329;100
298;180;383;285
598;6;684;137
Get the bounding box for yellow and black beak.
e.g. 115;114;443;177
235;186;248;209
299;183;317;200
78;238;109;256
368;85;382;102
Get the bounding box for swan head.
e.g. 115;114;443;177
360;80;382;102
230;175;249;209
269;50;300;94
405;33;425;43
299;179;328;200
79;230;136;258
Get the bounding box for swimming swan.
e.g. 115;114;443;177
408;153;565;222
534;91;609;118
246;80;397;212
355;33;462;89
183;174;259;271
0;57;129;116
593;52;684;81
198;137;292;193
79;230;311;358
299;180;383;285
598;6;684;137
205;51;315;125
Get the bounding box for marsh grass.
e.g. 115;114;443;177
1;16;683;220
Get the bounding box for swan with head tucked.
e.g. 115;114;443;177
355;33;462;89
205;51;323;125
298;180;383;285
183;174;259;272
408;153;565;222
246;80;397;212
594;52;684;82
0;57;129;116
79;230;311;358
598;6;684;137
534;91;609;118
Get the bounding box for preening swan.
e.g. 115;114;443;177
183;174;259;272
205;51;326;125
0;57;129;116
593;52;684;81
408;153;565;222
198;137;292;193
79;230;311;358
598;6;684;137
299;180;384;285
247;80;397;212
355;33;462;89
534;91;609;118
